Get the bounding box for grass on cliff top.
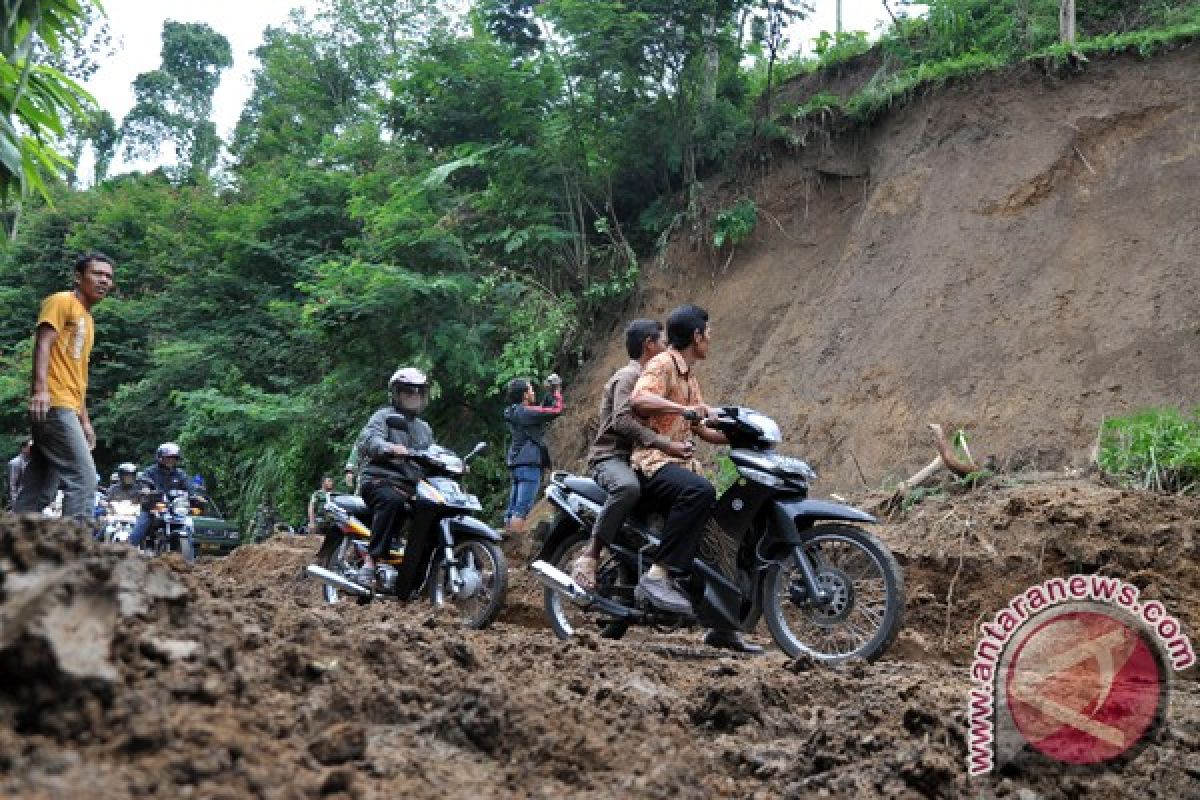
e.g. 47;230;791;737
778;10;1200;135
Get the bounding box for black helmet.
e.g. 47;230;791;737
388;367;429;415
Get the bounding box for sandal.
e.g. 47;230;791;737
569;555;598;593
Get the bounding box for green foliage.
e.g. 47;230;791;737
120;21;232;182
777;0;1200;141
813;29;871;66
712;198;757;248
3;0;1198;529
1037;11;1200;63
712;451;740;495
1097;408;1200;493
0;0;97;218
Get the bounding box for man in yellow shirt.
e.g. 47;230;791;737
14;253;115;520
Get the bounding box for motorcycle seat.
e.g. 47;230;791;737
564;475;607;505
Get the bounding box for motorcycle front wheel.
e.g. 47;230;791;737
177;537;195;563
428;538;507;630
542;528;633;641
156;532;195;563
317;534;363;605
763;523;904;663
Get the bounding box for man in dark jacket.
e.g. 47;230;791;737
129;442;191;546
356;366;435;594
502;374;563;539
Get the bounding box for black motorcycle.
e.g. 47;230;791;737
532;407;904;663
138;487;198;563
306;441;507;629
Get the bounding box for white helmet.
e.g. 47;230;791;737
156;442;181;465
388;367;429;415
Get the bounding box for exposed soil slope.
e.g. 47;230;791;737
1;475;1197;799
550;47;1200;492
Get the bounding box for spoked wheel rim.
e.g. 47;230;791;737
544;536;593;638
769;530;897;661
544;535;633;640
323;536;364;604
433;540;505;628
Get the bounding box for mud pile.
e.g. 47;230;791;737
1;476;1198;799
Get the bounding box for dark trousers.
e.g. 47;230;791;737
640;463;716;571
590;457;641;546
362;480;411;560
362;480;428;599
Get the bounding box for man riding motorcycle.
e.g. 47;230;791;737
630;304;763;654
129;442;192;547
355;367;436;595
105;462;141;503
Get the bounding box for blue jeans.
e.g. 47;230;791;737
14;407;96;520
130;511;154;546
505;466;542;522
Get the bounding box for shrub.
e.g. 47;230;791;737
712;199;758;249
1096;408;1200;492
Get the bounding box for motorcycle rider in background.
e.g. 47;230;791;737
129;442;191;547
105;462;141;503
355;367;435;594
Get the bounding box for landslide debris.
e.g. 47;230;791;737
0;476;1197;799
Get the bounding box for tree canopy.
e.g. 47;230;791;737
2;0;1198;528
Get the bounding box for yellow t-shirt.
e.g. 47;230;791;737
37;291;93;413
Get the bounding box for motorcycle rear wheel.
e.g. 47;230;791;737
543;529;632;641
763;523;904;663
428;538;507;630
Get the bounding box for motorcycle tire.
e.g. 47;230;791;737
763;523;904;664
317;534;360;605
428;538;507;630
543;528;631;641
176;537;195;564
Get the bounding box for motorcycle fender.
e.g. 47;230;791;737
447;515;502;543
544;484;584;528
532;508;585;564
771;498;876;544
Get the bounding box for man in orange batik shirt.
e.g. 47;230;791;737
631;303;762;654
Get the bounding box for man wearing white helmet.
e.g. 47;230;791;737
129;442;191;547
354;367;436;593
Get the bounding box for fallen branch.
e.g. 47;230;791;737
880;423;985;515
928;423;979;477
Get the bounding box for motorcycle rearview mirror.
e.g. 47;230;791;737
465;441;487;461
385;413;410;430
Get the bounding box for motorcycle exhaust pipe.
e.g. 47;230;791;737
531;560;591;606
530;560;635;619
305;564;372;597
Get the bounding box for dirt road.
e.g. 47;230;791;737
1;476;1197;798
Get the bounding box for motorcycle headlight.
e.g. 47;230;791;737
769;454;817;481
171;498;191;515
